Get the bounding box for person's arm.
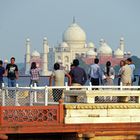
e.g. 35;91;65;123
49;75;53;86
88;66;91;79
82;70;87;85
15;65;19;79
65;73;71;86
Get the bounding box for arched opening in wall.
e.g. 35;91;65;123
64;56;69;63
65;64;69;71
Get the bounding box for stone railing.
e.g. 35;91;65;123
1;82;140;106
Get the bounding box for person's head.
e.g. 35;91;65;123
54;63;60;70
0;60;3;66
10;57;15;64
106;61;111;76
70;63;75;70
127;58;132;64
73;59;79;67
94;58;99;64
31;62;37;69
120;60;125;67
106;61;111;67
125;59;129;65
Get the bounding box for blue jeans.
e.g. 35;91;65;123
8;79;16;87
8;79;16;98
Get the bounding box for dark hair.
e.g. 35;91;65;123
94;58;99;64
31;62;37;69
71;63;74;67
54;63;60;70
0;60;3;65
106;61;111;76
127;58;132;62
73;59;79;66
11;57;15;61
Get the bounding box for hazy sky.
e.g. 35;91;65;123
0;0;140;62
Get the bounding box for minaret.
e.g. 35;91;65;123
42;37;49;76
120;37;125;53
25;38;31;75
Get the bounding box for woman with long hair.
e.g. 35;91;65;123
103;61;115;85
30;62;40;86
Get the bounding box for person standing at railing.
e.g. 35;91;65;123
88;58;102;87
119;60;132;102
69;59;87;86
118;60;125;85
102;61;115;86
0;60;5;89
49;63;71;102
120;60;132;86
29;62;40;86
6;57;19;86
127;58;136;85
5;57;19;98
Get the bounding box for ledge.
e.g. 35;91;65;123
64;103;140;109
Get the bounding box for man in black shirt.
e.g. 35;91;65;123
6;57;19;87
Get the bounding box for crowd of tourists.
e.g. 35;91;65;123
0;56;138;101
0;57;138;89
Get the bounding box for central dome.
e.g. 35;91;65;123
63;23;86;48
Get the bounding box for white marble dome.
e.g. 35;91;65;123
31;50;40;57
88;42;95;48
87;49;97;56
63;23;86;43
114;48;124;58
98;41;112;55
60;42;69;48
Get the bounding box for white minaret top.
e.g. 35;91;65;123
43;37;49;53
120;37;125;53
26;38;31;54
25;38;31;75
42;37;49;76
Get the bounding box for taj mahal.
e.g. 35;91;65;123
24;20;131;75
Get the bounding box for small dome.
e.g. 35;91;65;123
60;42;69;48
124;52;127;55
98;41;112;55
87;49;97;56
63;23;86;43
114;48;124;57
120;37;124;41
26;38;30;42
88;42;95;48
43;37;47;41
127;51;131;55
31;50;40;57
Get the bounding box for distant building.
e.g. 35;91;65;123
24;20;131;75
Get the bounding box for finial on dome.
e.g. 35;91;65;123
73;16;76;23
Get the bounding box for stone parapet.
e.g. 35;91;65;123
65;103;140;124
